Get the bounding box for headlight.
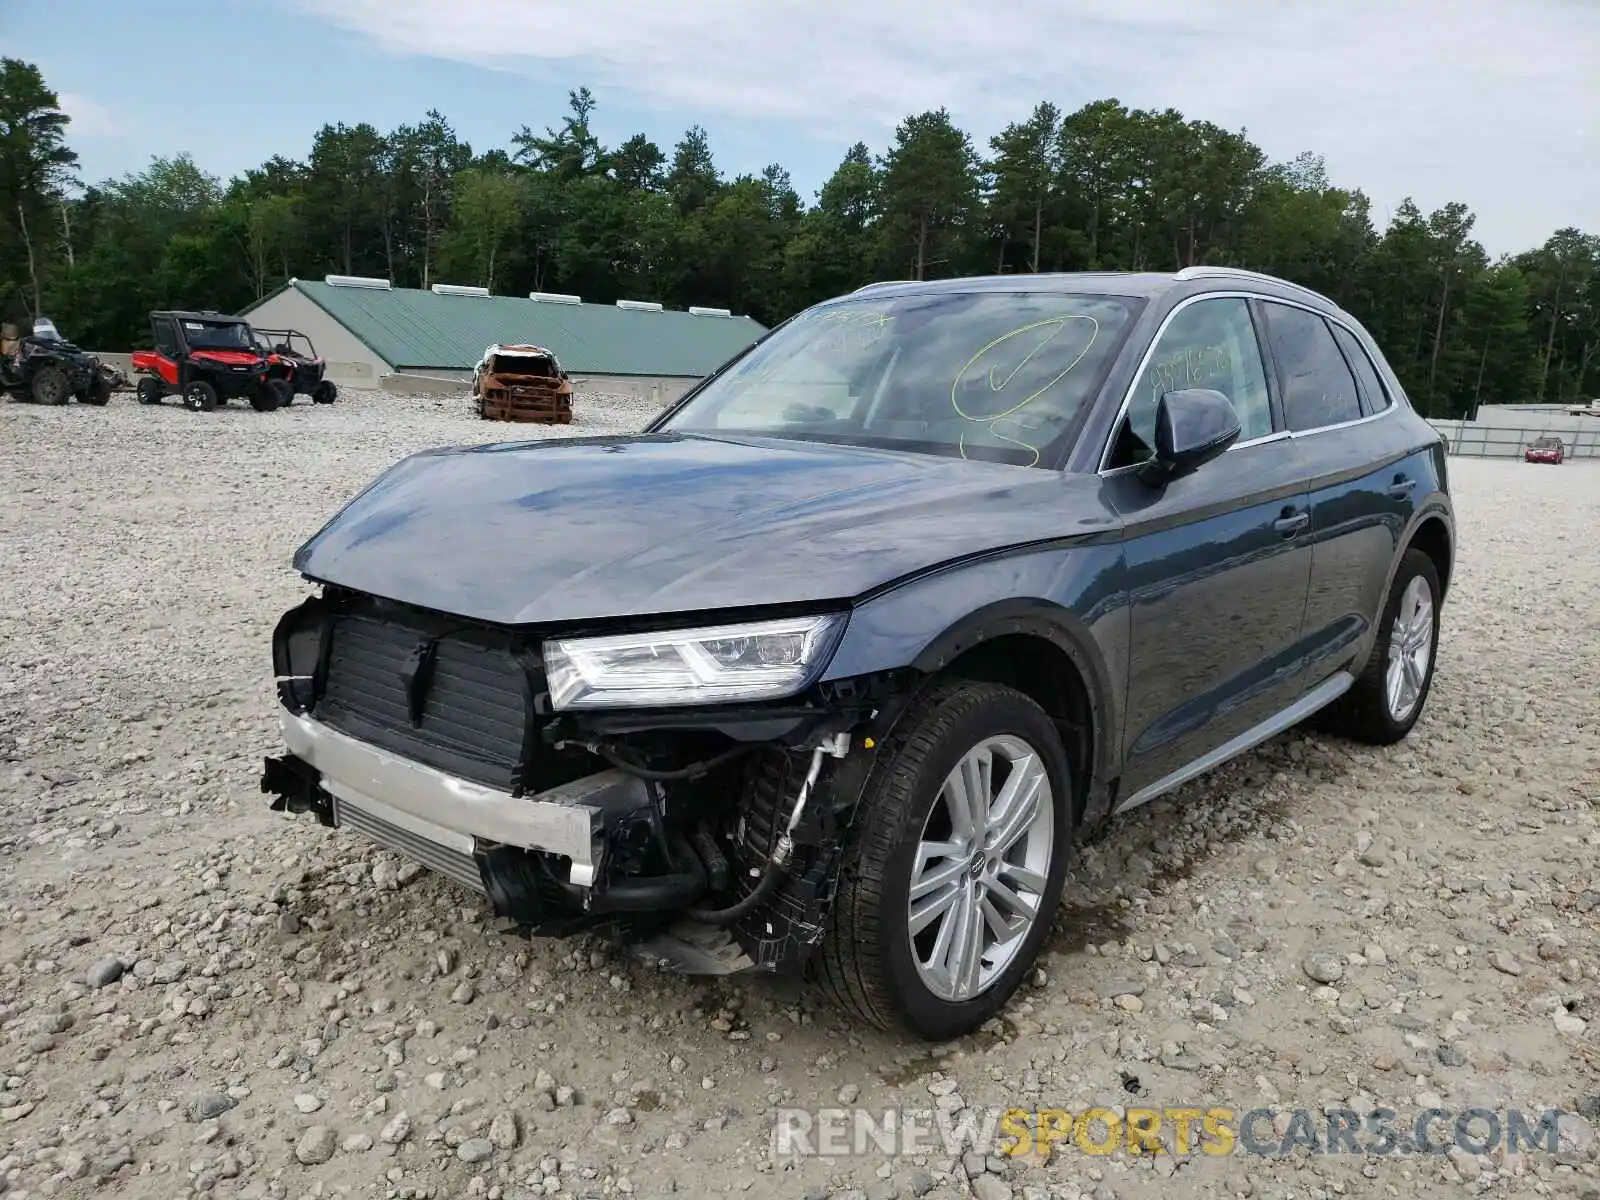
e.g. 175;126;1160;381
543;614;847;710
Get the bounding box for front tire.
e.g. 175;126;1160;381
1315;548;1441;745
815;680;1072;1040
183;380;219;412
313;380;338;405
31;365;69;406
81;376;112;406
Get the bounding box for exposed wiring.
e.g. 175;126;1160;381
681;732;850;926
562;740;761;782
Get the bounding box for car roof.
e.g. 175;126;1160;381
835;267;1347;317
154;310;248;323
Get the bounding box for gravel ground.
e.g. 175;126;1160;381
0;390;1596;1200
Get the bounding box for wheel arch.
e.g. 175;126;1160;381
1405;511;1454;601
905;599;1118;829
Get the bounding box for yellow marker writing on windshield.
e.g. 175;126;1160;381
951;315;1100;464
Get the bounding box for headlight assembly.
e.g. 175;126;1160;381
542;613;847;710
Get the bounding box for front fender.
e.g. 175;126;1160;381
821;543;1128;780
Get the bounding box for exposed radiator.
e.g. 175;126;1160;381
316;612;531;792
331;791;485;895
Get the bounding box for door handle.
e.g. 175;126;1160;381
1273;508;1310;537
1386;476;1417;498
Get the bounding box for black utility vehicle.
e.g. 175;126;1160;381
253;328;338;406
263;267;1455;1039
1;317;111;406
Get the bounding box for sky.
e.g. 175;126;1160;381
6;0;1597;259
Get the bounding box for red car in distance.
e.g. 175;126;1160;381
1524;436;1565;464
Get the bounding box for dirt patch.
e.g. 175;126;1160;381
0;397;1596;1200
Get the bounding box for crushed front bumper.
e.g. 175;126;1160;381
265;711;649;890
261;708;863;976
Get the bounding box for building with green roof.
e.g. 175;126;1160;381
238;276;768;397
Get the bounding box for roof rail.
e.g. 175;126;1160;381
852;280;917;293
431;283;490;297
325;274;392;290
616;299;664;312
688;306;732;318
1173;265;1334;307
529;291;581;305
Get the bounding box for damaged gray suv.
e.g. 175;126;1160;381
263;268;1454;1039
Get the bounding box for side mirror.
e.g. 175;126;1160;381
1137;388;1242;487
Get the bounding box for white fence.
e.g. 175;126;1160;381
1428;419;1600;459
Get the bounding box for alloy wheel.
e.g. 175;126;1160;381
907;734;1054;1002
1385;574;1435;722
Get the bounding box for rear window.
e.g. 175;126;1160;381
1259;302;1363;431
662;290;1142;468
1329;323;1392;417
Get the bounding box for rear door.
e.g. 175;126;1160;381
1256;300;1417;684
1103;294;1314;804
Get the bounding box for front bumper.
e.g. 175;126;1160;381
271;711;646;888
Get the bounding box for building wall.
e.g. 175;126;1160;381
241;288;390;387
570;374;700;406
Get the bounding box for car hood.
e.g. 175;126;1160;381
192;350;262;366
293;432;1114;625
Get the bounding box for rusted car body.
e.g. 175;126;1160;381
473;344;573;424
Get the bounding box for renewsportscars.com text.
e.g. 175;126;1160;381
770;1104;1572;1160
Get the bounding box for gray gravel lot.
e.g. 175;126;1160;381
0;390;1597;1200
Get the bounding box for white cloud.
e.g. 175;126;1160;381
58;92;126;139
296;0;1599;254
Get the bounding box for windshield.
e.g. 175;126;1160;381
182;319;256;351
661;290;1141;468
254;330;315;357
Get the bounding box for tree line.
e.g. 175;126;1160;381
2;58;1596;417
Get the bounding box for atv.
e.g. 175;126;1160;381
131;311;289;412
252;327;338;406
0;317;112;406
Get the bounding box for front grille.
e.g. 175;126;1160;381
315;611;532;792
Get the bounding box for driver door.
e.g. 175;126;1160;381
1103;296;1314;806
151;317;184;387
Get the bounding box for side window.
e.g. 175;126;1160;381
153;319;180;357
1329;323;1391;416
1260;303;1362;431
1108;297;1272;468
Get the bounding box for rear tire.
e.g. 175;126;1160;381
814;679;1072;1040
313;380;337;404
31;365;69;406
137;377;165;405
1312;548;1441;745
183;380;219;413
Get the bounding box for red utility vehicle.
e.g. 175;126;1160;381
131;311;290;412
